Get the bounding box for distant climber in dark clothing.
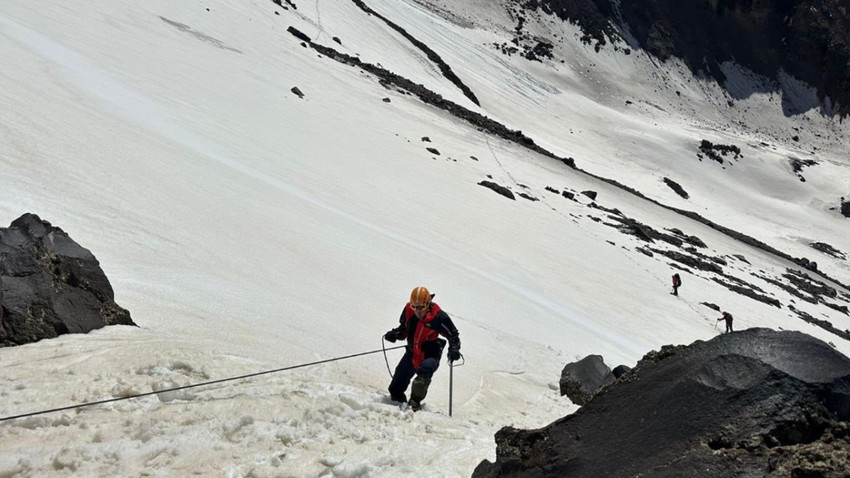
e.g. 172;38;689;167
717;311;733;333
383;286;461;411
672;273;682;296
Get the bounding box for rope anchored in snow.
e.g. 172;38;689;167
0;345;406;423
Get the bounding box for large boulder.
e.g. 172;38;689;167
0;213;134;346
558;354;615;405
474;329;850;477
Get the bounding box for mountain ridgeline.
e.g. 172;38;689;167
519;0;850;116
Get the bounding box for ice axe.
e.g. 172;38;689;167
448;354;465;417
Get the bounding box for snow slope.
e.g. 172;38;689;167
1;0;849;476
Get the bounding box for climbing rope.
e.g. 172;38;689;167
0;345;406;423
381;337;396;378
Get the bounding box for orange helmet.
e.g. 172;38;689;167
409;286;432;307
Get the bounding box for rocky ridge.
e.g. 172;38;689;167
473;328;850;477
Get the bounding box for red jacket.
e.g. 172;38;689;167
395;302;459;369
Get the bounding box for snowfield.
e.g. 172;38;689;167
1;0;849;476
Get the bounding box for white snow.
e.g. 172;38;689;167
1;0;849;476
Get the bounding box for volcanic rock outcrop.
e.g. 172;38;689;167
0;213;134;346
521;0;850;116
558;354;615;405
473;328;850;477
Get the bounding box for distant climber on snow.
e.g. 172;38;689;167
717;311;734;333
383;286;461;411
672;273;682;296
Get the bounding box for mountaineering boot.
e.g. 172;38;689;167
408;375;431;411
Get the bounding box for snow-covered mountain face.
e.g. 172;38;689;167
1;0;848;476
520;0;850;117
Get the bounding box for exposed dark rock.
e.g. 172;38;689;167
612;218;654;243
332;36;341;45
580;190;597;200
823;301;849;316
607;217;687;248
635;246;653;257
611;364;631;378
789;305;850;343
666;228;707;248
516;0;616;50
842;199;850;218
662;177;689;199
698;139;742;164
478;181;516;200
517;192;539;202
350;0;480;106
811;242;846;260
290;86;304;98
790;158;818;181
426;147;440;155
421;136;431;142
497;7;557;61
524;40;554;62
559;355;615;405
733;253;751;264
784;269;838;301
286;26;310;43
587;204;621;216
684;245;725;265
651;248;723;273
561;191;575;200
544;186;559;194
382;97;391;102
797;256;819;272
0;214;135;347
473;329;850;478
711;277;781;308
791;158;818;173
758;273;819;305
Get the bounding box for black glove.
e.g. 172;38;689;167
384;329;400;343
447;336;461;361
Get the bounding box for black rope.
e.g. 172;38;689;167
0;345;406;423
382;337;394;378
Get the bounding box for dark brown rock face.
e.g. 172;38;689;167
0;213;135;346
473;328;850;477
524;0;850;116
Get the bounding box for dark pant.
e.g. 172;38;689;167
388;349;440;402
725;321;733;333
